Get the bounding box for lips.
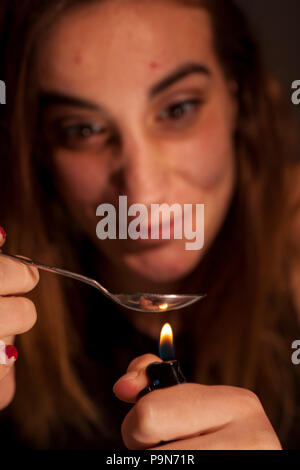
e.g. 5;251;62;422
116;213;179;244
145;215;176;239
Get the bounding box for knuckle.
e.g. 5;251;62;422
233;387;264;417
212;385;263;419
121;421;133;449
134;394;158;441
122;395;158;448
245;428;282;450
241;388;262;408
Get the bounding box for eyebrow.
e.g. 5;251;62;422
39;91;100;111
149;61;210;98
39;61;210;110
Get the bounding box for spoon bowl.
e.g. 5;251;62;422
114;292;204;312
0;253;205;313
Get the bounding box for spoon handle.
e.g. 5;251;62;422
0;252;111;298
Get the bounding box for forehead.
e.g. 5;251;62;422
37;0;215;94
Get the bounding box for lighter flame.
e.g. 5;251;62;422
159;302;168;311
160;322;173;345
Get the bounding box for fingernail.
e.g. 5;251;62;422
0;226;6;243
113;370;139;391
0;341;18;365
121;371;139;381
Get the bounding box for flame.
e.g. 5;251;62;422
158;302;168;311
159;322;174;360
160;322;173;344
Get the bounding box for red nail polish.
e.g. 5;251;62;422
0;341;18;365
5;345;18;361
0;226;6;242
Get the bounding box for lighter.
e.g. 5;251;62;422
138;323;187;398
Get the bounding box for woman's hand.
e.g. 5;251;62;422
0;228;39;410
113;353;282;450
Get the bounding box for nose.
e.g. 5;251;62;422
114;129;169;207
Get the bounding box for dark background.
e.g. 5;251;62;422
237;0;300;127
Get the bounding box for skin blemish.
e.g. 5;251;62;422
149;61;160;69
74;52;83;65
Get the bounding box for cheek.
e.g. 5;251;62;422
52;152;110;205
172;109;235;190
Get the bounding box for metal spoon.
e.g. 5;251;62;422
0;253;205;313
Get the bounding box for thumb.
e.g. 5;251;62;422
113;353;162;403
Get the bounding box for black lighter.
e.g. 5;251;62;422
138;359;187;398
138;322;187;398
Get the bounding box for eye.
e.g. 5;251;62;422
59;122;104;139
48;120;112;150
157;98;201;122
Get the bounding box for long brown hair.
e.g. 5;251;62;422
0;0;300;448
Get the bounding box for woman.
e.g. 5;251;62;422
0;0;299;449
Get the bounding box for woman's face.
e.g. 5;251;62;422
38;0;237;286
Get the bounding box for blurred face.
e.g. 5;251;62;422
37;0;237;288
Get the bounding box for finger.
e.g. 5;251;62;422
113;354;162;403
0;296;37;337
0;255;39;295
0;227;6;248
147;426;242;450
121;384;264;449
0;366;15;410
148;417;282;450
